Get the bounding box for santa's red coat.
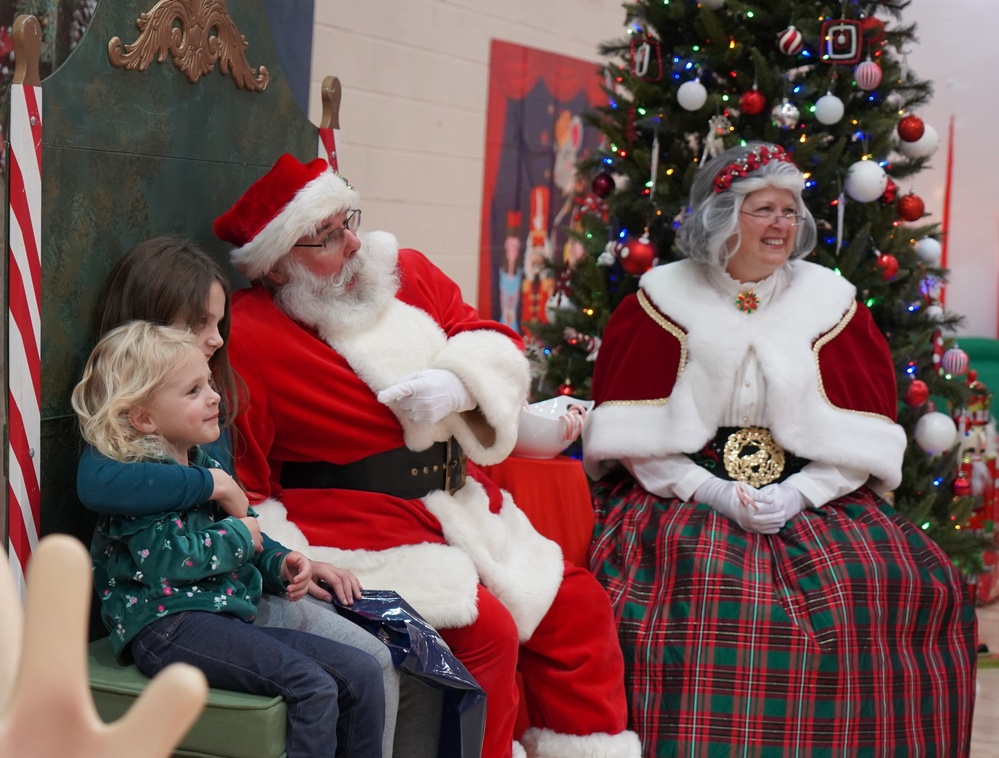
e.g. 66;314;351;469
229;234;563;638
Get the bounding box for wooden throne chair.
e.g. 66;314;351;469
4;2;342;755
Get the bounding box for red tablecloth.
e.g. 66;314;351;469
480;455;594;572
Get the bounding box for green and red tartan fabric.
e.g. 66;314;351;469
589;475;977;757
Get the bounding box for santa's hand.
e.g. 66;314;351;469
377;369;475;424
756;483;808;524
693;476;785;534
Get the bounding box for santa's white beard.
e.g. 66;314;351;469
275;238;400;337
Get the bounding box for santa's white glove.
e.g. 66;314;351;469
377;369;475;424
693;476;786;535
756;483;808;523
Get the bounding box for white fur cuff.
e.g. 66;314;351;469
521;727;643;758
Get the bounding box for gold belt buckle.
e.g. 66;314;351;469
444;438;466;494
722;427;785;487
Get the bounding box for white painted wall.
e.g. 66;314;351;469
307;0;621;305
309;1;998;337
904;1;999;338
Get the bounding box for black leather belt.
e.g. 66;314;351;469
687;426;810;487
279;438;467;499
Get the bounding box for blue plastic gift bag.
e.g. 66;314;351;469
334;589;486;758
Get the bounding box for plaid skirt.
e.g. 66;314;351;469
589;473;977;757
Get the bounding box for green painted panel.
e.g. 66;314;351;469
42;1;312;162
39;0;319;560
41;148;271;419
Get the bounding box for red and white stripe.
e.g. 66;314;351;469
318;126;339;172
6;81;42;599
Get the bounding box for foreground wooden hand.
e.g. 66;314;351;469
0;535;208;758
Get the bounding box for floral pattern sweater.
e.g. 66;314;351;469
88;448;289;659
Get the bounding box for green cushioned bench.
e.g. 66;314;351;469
88;639;287;758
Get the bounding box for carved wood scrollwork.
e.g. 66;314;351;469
108;0;269;91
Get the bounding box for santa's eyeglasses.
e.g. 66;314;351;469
294;209;362;253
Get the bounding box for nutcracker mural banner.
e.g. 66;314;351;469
477;39;605;334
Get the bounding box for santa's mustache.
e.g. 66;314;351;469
328;242;367;291
275;232;400;331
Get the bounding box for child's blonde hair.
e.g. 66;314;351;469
71;321;203;462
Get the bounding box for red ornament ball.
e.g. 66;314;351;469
880;178;898;204
860;16;886;44
557;381;574;396
739;88;767;116
897;114;925;143
897;192;925;222
905;379;930;408
876;253;899;281
777;25;804;56
591;171;615;198
619;232;659;275
953;475;972;497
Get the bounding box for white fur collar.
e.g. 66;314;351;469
640;259;855;337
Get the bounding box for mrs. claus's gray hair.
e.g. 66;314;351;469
675;142;818;270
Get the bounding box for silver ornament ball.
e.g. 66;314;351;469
771;98;800;129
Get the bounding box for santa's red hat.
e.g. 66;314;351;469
214;153;360;279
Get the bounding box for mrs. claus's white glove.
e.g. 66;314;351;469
693;477;786;535
377;369;475;424
756;482;808;524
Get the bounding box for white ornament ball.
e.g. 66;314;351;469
699;0;724;8
814;93;845;125
677;80;708;111
923;276;943;301
771;98;800;129
914;237;942;266
925;303;944;321
914;411;958;455
844;160;888;202
898;123;939;159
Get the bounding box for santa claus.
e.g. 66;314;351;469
214;154;639;758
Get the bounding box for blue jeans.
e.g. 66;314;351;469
131;611;385;758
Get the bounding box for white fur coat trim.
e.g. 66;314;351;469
254;499;480;629
256;479;564;638
315;285;529;466
521;727;642;758
423;478;563;641
584;260;905;490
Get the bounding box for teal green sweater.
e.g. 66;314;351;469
89;448;289;659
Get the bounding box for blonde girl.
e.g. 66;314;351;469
73;321;385;758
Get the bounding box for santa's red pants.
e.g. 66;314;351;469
439;562;628;758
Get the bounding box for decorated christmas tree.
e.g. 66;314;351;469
530;0;990;570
